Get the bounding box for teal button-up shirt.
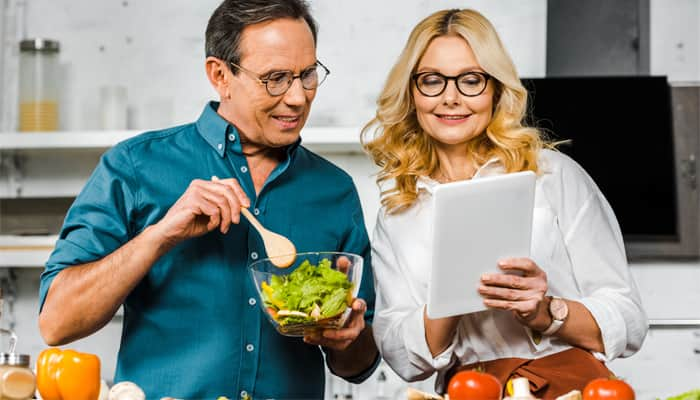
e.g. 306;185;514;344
40;102;376;400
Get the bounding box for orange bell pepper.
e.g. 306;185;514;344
36;348;101;400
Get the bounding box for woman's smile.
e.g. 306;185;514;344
434;113;471;125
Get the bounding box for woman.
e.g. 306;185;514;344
362;8;647;399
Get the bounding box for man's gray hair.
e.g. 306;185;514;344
205;0;318;70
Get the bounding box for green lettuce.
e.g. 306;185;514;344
263;258;353;326
665;389;700;400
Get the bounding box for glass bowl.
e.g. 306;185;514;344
249;251;363;337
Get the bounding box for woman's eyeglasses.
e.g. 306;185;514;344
412;71;490;97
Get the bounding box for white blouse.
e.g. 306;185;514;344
370;149;648;390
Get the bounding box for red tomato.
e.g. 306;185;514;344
583;377;635;400
447;370;502;400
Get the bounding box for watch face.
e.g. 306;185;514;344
550;298;568;320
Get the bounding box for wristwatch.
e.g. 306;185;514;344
541;296;568;336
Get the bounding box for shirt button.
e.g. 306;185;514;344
251;252;258;260
240;166;248;173
228;133;236;142
248;297;256;306
240;390;248;399
217;143;223;150
253;208;260;216
246;344;254;352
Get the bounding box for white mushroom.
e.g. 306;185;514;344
555;390;582;400
108;381;146;400
503;377;540;400
98;379;109;400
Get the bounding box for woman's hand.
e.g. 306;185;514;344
478;257;551;330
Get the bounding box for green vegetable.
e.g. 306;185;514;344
262;258;353;326
665;389;700;400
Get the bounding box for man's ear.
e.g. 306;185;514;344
205;56;231;99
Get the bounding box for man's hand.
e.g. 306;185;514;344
304;297;378;380
303;298;367;350
152;178;250;246
302;255;378;379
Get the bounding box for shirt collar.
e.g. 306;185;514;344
195;101;302;158
195;101;235;157
417;157;505;193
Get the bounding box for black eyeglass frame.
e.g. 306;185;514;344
412;71;491;97
228;60;330;97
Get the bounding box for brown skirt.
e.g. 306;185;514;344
445;348;612;400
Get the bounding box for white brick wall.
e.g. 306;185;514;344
9;0;545;131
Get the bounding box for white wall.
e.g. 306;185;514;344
3;0;546;131
650;0;700;82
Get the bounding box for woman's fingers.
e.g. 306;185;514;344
481;271;526;289
480;259;548;321
497;257;545;277
479;285;533;301
483;298;539;319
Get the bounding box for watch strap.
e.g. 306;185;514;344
541;317;564;336
541;296;567;336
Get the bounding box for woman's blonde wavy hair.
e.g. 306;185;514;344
361;9;545;215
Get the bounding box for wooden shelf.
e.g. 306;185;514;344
0;235;57;267
0;127;364;153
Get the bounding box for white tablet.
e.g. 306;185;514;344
426;171;536;319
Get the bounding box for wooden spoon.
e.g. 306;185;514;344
211;176;296;267
239;207;296;267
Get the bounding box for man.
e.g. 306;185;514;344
38;1;379;398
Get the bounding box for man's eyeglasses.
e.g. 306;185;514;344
412;71;490;97
229;60;330;97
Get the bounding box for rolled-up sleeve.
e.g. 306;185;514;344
564;184;648;361
371;212;458;382
39;143;139;311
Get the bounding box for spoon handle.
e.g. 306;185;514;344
240;207;265;233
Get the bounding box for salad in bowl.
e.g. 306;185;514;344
248;251;363;336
